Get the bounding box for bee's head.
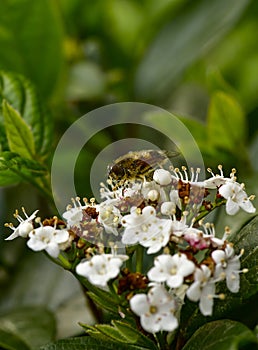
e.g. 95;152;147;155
108;162;126;180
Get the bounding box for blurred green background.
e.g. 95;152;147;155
0;0;258;346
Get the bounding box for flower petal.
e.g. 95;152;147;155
130;294;149;316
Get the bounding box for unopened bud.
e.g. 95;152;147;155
153;169;171;186
148;190;159;202
161;202;175;215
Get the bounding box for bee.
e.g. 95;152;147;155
107;149;179;188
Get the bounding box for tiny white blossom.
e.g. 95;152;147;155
186;265;216;316
27;226;69;258
121;206;172;253
204;165;227;189
219;181;255;215
183;227;210;250
130;284;178;333
76;254;128;287
5;208;38;240
153;169;171;186
148;253;195;288
98;204;121;235
62;197;86;226
121;206;155;244
212;244;242;293
171;213;188;237
171;166;203;186
140;219;172;254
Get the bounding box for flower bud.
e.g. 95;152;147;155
153;169;171;186
161;202;175;215
147;189;159;202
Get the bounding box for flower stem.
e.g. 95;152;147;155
136;245;144;273
45;252;72;270
195;199;226;222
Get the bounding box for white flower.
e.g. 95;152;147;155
129;284;178;333
27;226;69;258
203;165;227;189
153;169;171;186
219;181;255;215
212;244;242;293
5;208;38;240
63;197;99;227
140;219;172;254
98;204;121;235
171;213;188;237
62;197;86;226
186;265;216;316
121;206;172;253
200;222;227;248
148;253;195;288
183;227;209;250
171;166;203;186
76;254;128;287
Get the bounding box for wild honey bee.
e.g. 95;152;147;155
107;149;179;188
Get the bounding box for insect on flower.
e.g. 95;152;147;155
107;149;179;188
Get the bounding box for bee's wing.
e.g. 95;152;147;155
164;150;181;158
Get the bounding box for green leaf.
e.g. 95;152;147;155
112;320;158;350
207;91;247;154
87;291;120;315
179;216;258;343
0;328;30;350
0;307;56;350
135;0;250;101
2;100;35;159
0;169;21;186
0;151;47;186
0;0;64;98
77;275;120;307
66;61;106;101
182;320;258;350
40;337;140;350
81;320;157;350
206;67;239;98
104;0;143;55
0;71;54;159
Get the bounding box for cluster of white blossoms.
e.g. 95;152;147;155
4;164;255;334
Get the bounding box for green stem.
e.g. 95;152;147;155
153;333;163;350
136;245;144;273
125;246;133;270
45;252;72;270
194;199;226;222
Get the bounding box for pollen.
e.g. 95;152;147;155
149;306;157;314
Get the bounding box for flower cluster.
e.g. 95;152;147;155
4;163;255;335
